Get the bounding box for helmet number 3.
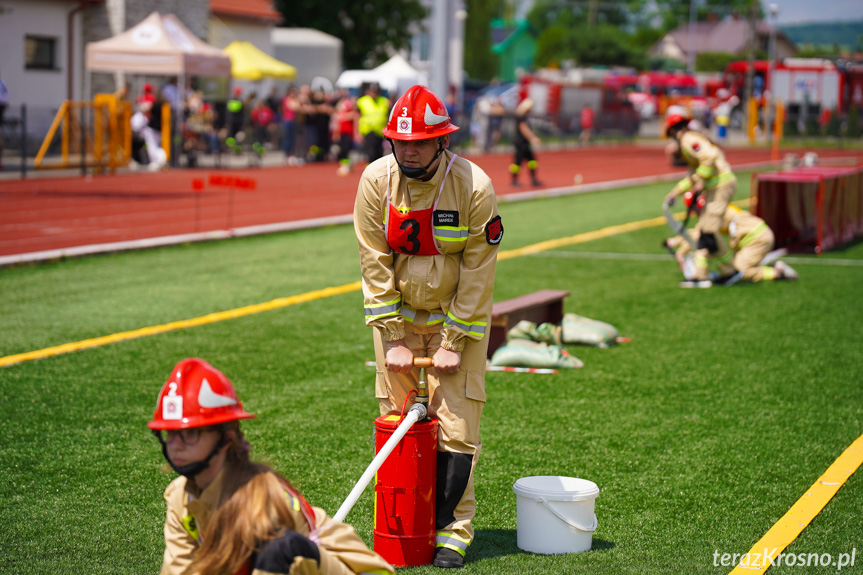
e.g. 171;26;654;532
399;218;421;254
401;107;409;117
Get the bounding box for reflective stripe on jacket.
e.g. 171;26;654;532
354;150;500;352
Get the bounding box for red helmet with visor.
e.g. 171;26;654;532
665;113;689;137
147;358;255;431
383;85;459;141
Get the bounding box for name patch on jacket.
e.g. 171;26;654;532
486;215;504;245
434;210;459;227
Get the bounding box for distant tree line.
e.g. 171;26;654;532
274;0;860;83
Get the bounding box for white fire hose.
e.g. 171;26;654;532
333;402;427;522
334;357;433;523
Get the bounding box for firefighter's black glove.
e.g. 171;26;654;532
254;530;320;573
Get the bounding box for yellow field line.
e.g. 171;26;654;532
0;198;751;368
0;281;361;368
729;433;863;573
2;195;858;568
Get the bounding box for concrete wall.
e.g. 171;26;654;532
0;0;81;110
271;28;342;89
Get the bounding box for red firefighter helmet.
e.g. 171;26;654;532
382;85;459;141
147;358;255;431
665;113;689;137
683;190;706;214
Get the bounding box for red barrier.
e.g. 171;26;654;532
752;164;863;253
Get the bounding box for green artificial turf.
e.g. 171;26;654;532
1;172;861;574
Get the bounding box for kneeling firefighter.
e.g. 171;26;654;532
353;85;504;569
663;112;736;283
148;358;394;575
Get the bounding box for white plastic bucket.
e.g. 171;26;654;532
512;475;599;554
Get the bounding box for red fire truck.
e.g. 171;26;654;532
708;58;847;128
603;71;708;119
518;70;641;137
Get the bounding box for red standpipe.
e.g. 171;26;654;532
373;414;438;566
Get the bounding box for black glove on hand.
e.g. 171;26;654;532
254;530;320;573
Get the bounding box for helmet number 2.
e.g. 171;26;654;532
399;218;421;254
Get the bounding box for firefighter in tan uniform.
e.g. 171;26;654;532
354;85;502;569
149;358;394;575
670;191;798;283
663;113;736;284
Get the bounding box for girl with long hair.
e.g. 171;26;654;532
148;358;394;575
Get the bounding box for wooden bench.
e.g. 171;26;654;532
487;289;570;358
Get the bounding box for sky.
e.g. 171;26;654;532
765;0;863;25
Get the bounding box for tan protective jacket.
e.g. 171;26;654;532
671;130;736;195
354;150;501;352
160;471;394;575
676;205;769;257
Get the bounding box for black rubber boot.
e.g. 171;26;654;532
433;547;465;569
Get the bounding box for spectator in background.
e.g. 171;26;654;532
579;105;595;144
281;86;300;164
510;98;542;187
356;82;389;163
225;86;246;153
310;88;334;163
298;85;319;162
136;82;157;121
486;97;506;151
160;76;181;110
250;98;275;159
333;90;359;176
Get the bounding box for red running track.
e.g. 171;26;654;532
1;144;860;260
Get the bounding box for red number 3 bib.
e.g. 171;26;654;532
384;154;458;256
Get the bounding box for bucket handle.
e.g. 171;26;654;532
537;497;598;533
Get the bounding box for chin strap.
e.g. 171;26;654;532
153;430;228;480
388;138;444;179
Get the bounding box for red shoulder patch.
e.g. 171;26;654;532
486;216;504;245
692;142;700;152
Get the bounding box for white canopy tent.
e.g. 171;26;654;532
85;12;231;77
85;12;232;166
335;54;427;96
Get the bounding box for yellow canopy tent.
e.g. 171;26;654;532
223;41;297;81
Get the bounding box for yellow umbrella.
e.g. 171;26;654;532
223;41;297;81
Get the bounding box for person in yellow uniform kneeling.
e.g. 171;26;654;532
149;357;395;575
671;191;798;284
663;112;737;285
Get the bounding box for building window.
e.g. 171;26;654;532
25;36;58;70
416;31;430;62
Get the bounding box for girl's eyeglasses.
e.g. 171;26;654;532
156;427;213;446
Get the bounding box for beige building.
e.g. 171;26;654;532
650;15;797;67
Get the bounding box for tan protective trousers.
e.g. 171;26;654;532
373;322;488;545
693;180;736;280
734;227;775;282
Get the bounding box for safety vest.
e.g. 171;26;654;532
357;95;389;136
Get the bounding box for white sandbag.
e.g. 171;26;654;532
561;313;619;348
490;339;584;369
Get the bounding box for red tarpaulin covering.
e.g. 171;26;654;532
752;164;863;253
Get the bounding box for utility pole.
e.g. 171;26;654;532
431;0;449;99
587;0;598;26
744;0;758;139
687;0;697;74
